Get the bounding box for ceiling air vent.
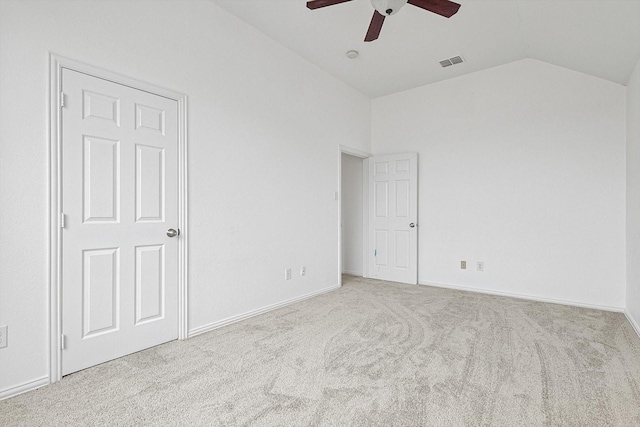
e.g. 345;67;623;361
440;55;464;68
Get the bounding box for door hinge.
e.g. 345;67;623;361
60;92;66;108
60;334;66;350
60;212;65;229
374;249;377;256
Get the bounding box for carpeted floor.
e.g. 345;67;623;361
2;275;640;426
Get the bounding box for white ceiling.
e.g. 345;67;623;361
212;0;640;98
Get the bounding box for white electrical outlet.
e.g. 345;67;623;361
461;260;467;269
285;268;292;280
0;325;7;349
477;262;484;272
301;266;306;276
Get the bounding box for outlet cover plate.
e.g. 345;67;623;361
0;325;7;349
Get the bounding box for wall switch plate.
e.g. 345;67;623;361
285;268;292;280
0;325;7;349
300;266;306;276
477;262;484;272
461;260;466;269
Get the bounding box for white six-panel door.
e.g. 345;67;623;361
61;69;179;375
368;153;418;284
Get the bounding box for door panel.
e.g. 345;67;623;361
83;136;120;223
135;144;165;222
62;68;178;375
82;248;119;338
395;230;410;269
368;153;418;284
395;180;409;218
83;90;120;125
374;181;388;217
135;244;165;325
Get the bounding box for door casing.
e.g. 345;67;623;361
48;54;189;384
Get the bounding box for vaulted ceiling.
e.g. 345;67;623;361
212;0;640;98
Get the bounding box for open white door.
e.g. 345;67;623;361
367;153;418;284
61;68;179;375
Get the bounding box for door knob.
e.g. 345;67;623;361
167;228;179;238
409;223;415;228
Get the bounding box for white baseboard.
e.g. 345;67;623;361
341;270;362;277
0;376;49;401
625;309;640;338
419;280;624;313
189;284;341;338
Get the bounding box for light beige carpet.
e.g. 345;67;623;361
2;276;640;426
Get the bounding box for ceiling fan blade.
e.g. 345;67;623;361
306;0;352;10
407;0;461;18
364;11;385;42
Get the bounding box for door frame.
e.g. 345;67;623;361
338;145;371;286
48;54;189;384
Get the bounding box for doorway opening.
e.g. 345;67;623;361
339;146;370;285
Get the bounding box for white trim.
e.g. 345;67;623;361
419;280;625;312
362;157;369;279
189;284;340;337
48;52;62;387
0;376;49;401
177;91;189;341
48;54;189;384
625;310;640;338
338;149;342;287
340;145;372;159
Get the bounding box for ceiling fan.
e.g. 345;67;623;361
306;0;461;42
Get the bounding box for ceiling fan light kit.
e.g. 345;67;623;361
306;0;461;42
370;0;408;16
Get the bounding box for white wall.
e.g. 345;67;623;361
0;0;633;398
0;0;371;394
627;57;640;330
372;58;626;309
341;153;364;276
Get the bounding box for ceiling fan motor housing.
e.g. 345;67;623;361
370;0;408;16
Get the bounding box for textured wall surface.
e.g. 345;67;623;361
373;59;626;309
0;0;371;393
